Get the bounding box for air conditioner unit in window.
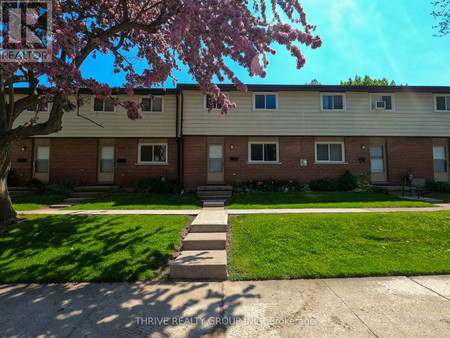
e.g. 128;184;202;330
374;101;386;110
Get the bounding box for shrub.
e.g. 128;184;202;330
233;179;303;194
43;181;79;195
133;177;182;194
338;170;358;191
426;181;450;193
26;177;42;188
354;173;373;192
310;178;340;192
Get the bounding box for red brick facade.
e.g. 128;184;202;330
8;136;447;187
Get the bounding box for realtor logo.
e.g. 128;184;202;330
0;0;52;62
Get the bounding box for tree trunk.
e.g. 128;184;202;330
0;144;17;228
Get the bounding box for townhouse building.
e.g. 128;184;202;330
9;84;450;188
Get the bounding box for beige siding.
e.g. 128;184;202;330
13;94;177;137
182;90;450;137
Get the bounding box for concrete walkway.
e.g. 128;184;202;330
1;276;449;337
19;203;450;215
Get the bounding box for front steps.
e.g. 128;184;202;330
197;185;233;208
50;185;119;208
170;208;228;280
8;186;37;197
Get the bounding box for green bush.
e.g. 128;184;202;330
354;173;373;192
233;179;303;194
426;181;450;193
43;181;79;194
133;177;182;194
338;170;358;191
310;178;340;192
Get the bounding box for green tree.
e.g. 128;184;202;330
340;75;396;86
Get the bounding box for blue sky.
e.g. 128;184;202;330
80;0;450;87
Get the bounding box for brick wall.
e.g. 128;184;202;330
386;137;434;185
9;139;33;186
183;136;207;187
50;138;98;185
114;138;178;187
222;136;371;185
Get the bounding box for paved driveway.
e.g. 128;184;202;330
0;275;449;337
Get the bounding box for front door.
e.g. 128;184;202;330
433;145;449;182
370;145;387;183
98;140;114;184
207;140;224;183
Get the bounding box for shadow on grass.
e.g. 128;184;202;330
0;215;189;283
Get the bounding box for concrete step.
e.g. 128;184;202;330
63;197;94;203
74;185;119;192
8;186;38;191
9;191;36;196
190;210;228;233
197;185;233;192
203;201;225;208
183;233;226;250
49;203;76;209
197;191;232;198
70;191;104;198
170;250;227;279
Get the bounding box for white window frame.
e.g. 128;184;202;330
433;145;448;173
252;92;279;111
369;93;395;112
140;95;165;114
91;97;116;113
434;94;450;113
320;93;346;111
248;141;279;163
137;143;168;164
315;141;346;163
203;93;229;110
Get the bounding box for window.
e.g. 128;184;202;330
253;93;278;110
315;142;345;163
433;146;448;173
249;142;278;163
93;97;115;112
321;94;344;111
35;146;49;173
138;144;167;164
435;95;450;112
204;93;228;110
370;94;394;111
141;96;164;113
26;103;48;112
100;146;114;173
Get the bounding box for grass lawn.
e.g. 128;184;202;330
424;192;450;203
0;214;189;282
227;191;434;209
64;193;202;210
228;212;450;280
12;194;68;211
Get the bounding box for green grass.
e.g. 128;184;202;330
424;192;450;203
0;214;189;282
227;191;433;209
64;193;202;210
228;212;450;280
12;194;68;211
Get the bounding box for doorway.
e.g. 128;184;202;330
207;138;224;183
98;139;115;184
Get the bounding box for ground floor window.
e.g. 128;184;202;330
249;142;278;163
35;146;49;173
315;142;345;163
433;146;448;173
138;143;167;164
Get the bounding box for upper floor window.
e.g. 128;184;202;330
141;96;164;113
204;93;228;110
93;97;115;112
138;143;167;164
370;94;394;111
321;93;345;111
26;102;48;112
315;142;345;163
253;93;278;110
435;95;450;112
249;142;279;163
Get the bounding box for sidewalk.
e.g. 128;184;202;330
18;203;450;215
1;276;449;337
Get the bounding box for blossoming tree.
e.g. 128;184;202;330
0;0;321;226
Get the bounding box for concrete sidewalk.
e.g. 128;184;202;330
1;276;449;337
18;203;450;215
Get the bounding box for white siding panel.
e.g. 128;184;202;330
182;90;450;137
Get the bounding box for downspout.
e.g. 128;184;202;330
180;91;185;187
175;90;181;185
